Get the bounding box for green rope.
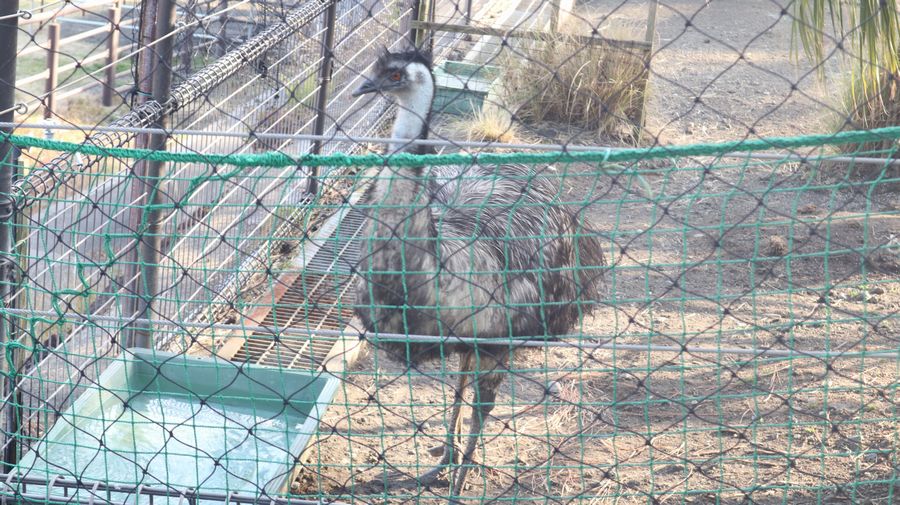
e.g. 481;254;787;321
1;124;898;504
3;125;900;168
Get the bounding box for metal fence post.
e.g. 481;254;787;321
103;6;120;106
216;0;229;56
0;0;19;471
124;0;176;349
43;23;59;119
308;0;337;195
409;0;433;53
179;0;196;76
134;0;157;111
410;0;422;47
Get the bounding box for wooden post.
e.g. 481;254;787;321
550;0;574;33
636;0;659;138
550;0;559;33
103;6;120;106
425;0;435;53
43;22;59;119
644;0;659;45
135;0;157;110
411;0;434;50
179;0;195;75
410;0;423;47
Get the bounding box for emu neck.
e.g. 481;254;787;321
376;69;435;208
389;72;434;155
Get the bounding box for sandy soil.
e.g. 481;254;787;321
293;1;900;503
639;0;838;143
11;0;896;502
298;164;899;504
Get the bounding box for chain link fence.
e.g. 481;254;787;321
0;0;899;503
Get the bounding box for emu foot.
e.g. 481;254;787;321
413;442;460;485
415;463;449;486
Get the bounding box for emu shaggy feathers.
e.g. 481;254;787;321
351;48;605;494
355;161;606;363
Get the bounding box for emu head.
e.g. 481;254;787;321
352;47;434;99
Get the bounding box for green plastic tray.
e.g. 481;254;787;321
16;348;339;501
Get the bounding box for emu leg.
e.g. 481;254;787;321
449;372;500;499
416;356;470;485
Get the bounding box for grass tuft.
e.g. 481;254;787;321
824;67;900;183
496;19;648;142
449;98;524;144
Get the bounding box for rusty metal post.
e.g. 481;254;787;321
43;22;59;119
134;0;157;112
124;0;175;349
103;6;121;106
216;0;228;56
308;0;337;195
0;0;19;471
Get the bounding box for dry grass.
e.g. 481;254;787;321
447;98;524;144
496;20;649;143
821;68;900;183
832;70;900;147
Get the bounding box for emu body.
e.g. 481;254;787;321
352;49;605;497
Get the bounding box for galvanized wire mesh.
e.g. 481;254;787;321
1;0;900;504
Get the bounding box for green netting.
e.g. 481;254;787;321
5;124;900;166
0;129;898;505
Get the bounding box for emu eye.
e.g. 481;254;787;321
389;71;402;82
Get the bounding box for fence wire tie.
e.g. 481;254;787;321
595;148;653;198
47;475;62;493
0;9;29;21
87;481;101;505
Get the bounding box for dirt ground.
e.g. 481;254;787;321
639;0;839;143
290;0;900;503
298;173;899;504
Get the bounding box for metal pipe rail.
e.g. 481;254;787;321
18;0;116;27
5;308;898;361
5;122;900;166
12;0;331;202
0;473;349;505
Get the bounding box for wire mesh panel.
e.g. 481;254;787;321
0;132;898;503
1;0;420;482
1;0;900;503
157;0;422;329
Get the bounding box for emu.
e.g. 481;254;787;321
351;48;606;496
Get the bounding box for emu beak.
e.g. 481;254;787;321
352;79;379;97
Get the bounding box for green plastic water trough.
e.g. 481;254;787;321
433;61;500;116
15;348;339;502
